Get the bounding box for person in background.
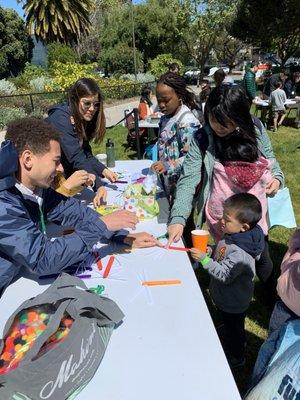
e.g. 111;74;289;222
151;72;201;200
199;79;211;104
269;81;287;131
293;71;300;96
168;63;180;75
46;78;118;204
0;117;158;295
243;62;258;105
262;69;289;99
167;85;284;308
208;67;226;87
269;229;300;335
190;193;265;368
138;86;157;120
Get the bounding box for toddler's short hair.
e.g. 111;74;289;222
275;81;282;89
224;193;262;229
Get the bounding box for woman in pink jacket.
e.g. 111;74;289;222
269;229;300;334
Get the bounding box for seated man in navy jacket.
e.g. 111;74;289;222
0;117;158;295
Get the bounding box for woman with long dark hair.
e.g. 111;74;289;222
46;78;117;205
167;85;284;299
138;86;155;120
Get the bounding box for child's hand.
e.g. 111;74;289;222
151;161;166;174
206;245;213;257
189;248;207;262
93;187;107;208
102;168;118;182
63;170;90;190
86;173;96;187
266;178;280;195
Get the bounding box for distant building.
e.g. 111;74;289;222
31;36;47;68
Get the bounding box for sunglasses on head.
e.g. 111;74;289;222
81;100;101;109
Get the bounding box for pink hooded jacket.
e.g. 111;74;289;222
277;229;300;316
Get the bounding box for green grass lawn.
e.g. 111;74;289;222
92;121;300;396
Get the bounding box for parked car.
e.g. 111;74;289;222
218;65;230;74
183;69;200;84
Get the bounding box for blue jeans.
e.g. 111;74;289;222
269;300;298;335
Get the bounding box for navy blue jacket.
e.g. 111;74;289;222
46;103;106;189
0;140;114;294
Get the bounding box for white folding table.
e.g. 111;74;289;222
0;160;241;400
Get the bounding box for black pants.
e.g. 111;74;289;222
218;308;246;360
255;236;273;282
255;237;277;307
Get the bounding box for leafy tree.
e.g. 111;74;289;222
95;0;185;72
230;0;300;65
175;0;237;75
19;0;94;44
213;34;245;72
134;0;183;66
47;43;77;67
149;54;183;78
0;7;33;78
98;42;143;75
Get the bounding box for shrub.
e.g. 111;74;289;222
120;73;155;84
98;42;143;76
0;107;26;129
29;76;53;92
149;54;183;78
11;63;47;92
0;79;17;95
46;61;138;100
47;43;77;68
46;61;97;91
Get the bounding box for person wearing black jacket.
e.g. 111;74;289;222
46;78;117;205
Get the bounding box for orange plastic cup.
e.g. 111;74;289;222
191;229;209;252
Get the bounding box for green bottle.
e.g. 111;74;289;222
106;138;115;168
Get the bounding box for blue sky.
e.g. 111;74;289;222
0;0;25;17
0;0;143;18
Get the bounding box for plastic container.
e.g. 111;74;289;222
106;138;115;168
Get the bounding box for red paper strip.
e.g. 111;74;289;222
96;259;103;271
103;256;115;278
168;246;190;252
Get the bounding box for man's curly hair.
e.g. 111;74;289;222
5;117;61;155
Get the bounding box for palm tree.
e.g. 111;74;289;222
19;0;95;44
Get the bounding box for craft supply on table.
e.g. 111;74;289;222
142;280;181;286
95;204;122;216
167;246;191;252
88;285;105;295
156;233;168;240
123;173;159;220
76;274;92;279
103;256;115;279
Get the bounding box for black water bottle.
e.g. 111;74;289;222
106;138;115;168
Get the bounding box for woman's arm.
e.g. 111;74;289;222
256;123;285;187
169;135;203;226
